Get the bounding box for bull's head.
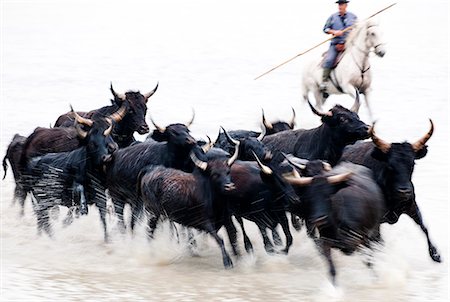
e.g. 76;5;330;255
370;120;433;206
190;137;239;193
149;110;197;146
284;171;352;229
71;105;122;166
253;151;300;205
110;82;158;135
308;95;371;144
262;107;296;135
221;126;272;162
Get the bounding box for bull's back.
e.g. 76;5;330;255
262;129;307;154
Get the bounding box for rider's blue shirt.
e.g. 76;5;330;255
323;12;358;45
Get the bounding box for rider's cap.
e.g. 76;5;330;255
336;0;349;3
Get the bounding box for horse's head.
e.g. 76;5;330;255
365;19;386;57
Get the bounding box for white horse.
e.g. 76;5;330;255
301;19;386;119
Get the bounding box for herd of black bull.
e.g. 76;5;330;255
2;84;442;283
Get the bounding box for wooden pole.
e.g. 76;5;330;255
254;3;397;80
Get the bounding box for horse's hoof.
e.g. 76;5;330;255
430;248;442;263
224;257;234;269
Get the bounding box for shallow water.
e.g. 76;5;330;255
1;0;448;301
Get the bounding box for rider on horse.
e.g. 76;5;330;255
320;0;357;95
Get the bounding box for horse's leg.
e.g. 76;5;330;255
363;89;374;122
313;89;326;111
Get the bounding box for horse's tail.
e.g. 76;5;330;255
2;154;8;180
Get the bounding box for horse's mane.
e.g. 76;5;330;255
344;20;365;46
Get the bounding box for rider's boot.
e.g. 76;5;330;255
320;68;332;99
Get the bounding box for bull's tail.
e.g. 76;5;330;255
2;154;8;180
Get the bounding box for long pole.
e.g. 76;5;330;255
254;2;397;80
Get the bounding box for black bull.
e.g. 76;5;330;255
340;120;442;263
54;83;158;148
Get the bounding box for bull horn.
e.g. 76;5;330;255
412;119;434;152
227;140;240;166
221;126;239;146
350;88;361;113
322;162;332;171
143;82;159;100
284;175;313;186
370;122;391;153
103;119;113;136
289;107;296;128
256;123;267;141
70;105;90;139
262;109;273;129
149;114;166;133
109;102;128;123
252;151;272;175
201;135;214;153
70;105;93;127
190;152;207;171
308;100;332;117
327;172;352;184
186;109;195;128
110;82;126;101
281;152;306;170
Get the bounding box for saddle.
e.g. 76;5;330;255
320;48;345;69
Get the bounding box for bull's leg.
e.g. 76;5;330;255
72;183;88;216
291;214;302;231
95;197;109;243
205;223;233;269
272;227;283;246
14;184;27;216
130;203;143;233
35;203;53;238
257;224;275;254
146;213;160;240
236;216;253;254
278;213;293;254
113;200;126;233
224;218;240;257
407;202;441;263
62;207;76;226
317;239;336;285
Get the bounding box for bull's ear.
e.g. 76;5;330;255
415;145;428;159
150;129;168;142
371;147;388;161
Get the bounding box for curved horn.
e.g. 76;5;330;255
227;140;240;166
201;135;214;153
350;88;361;113
370;122;391;153
252;151;272;175
70;105;89;139
149;114;166;133
256;123;267;141
327;172;352;184
109;102;128;123
308;100;332;117
190;151;207;171
289;107;296;128
322;162;332;171
143;82;159;100
221;126;239;146
110;82;126;101
281;152;306;170
103;119;113;136
412;119;434;152
70;105;93;127
284;175;313;186
262;109;273;129
186;108;195;128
